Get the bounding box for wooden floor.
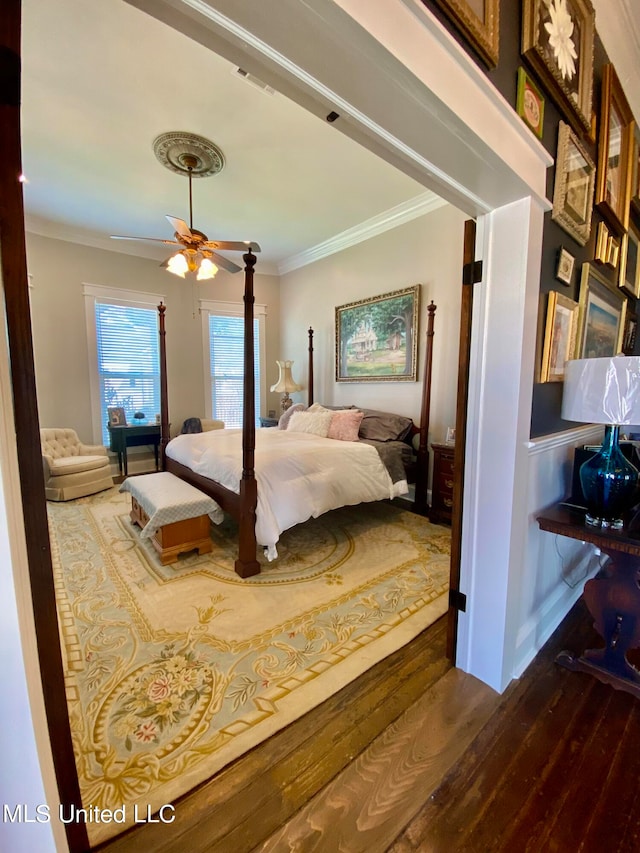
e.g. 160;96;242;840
387;599;640;853
98;597;640;853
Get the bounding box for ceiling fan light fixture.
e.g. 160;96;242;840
197;256;218;281
166;252;189;277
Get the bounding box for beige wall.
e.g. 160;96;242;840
279;203;467;445
27;205;464;450
26;233;281;442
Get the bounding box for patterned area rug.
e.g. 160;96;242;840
48;487;450;845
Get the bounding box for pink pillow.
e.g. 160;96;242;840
327;410;363;441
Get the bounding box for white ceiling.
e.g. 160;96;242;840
20;0;640;278
20;0;428;276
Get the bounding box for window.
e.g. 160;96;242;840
201;300;266;428
84;285;164;444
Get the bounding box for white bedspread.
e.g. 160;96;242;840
165;428;407;554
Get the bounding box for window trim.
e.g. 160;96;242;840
199;299;267;423
83;284;165;444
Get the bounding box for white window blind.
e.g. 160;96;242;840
95;302;160;444
208;314;260;428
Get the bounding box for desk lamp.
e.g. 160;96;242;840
562;355;640;529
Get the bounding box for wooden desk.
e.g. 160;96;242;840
108;424;161;477
538;504;640;698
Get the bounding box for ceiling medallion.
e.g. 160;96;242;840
153;132;225;178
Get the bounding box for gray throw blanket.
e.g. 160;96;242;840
361;439;409;485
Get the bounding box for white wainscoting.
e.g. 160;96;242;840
512;424;604;679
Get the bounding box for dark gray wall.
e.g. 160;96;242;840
421;1;638;437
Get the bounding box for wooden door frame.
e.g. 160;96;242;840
0;3;88;850
447;219;477;659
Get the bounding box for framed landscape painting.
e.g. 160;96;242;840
577;263;626;359
335;285;420;382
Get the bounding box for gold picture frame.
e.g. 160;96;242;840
540;291;579;382
522;0;594;134
594;221;621;271
551;122;596;247
335;285;420;382
430;0;500;68
577;263;627;359
619;219;640;299
632;127;640;214
595;64;635;235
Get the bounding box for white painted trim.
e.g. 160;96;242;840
455;197;547;693
199;299;267;316
514;574;592;677
82;282;166;307
178;0;495;214
83;284;166;443
525;424;604;455
278;191;446;274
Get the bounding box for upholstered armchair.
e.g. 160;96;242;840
40;428;113;501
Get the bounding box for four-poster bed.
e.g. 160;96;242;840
158;251;437;577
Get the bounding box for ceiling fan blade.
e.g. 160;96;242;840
210;252;242;274
204;240;261;253
111;235;180;246
166;215;192;237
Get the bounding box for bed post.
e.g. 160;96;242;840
235;250;261;578
158;301;170;469
414;301;436;515
308;326;314;406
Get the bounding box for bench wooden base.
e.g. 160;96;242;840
130;496;212;565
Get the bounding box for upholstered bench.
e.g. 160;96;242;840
120;472;223;565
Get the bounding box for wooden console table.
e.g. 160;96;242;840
108;423;161;476
537;504;640;699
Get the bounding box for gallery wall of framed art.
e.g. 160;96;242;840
418;0;638;436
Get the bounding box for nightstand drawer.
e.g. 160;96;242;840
430;442;456;524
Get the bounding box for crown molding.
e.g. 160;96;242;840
278;191;446;274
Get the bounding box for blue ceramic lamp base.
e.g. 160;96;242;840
580;425;639;530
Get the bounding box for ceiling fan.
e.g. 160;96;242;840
111;132;260;280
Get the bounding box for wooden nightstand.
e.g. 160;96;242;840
259;416;279;428
430;443;455;524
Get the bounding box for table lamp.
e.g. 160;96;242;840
270;360;302;413
562;355;640;529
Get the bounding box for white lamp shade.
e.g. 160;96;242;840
270;360;302;393
166;252;188;277
197;257;218;280
562;356;640;424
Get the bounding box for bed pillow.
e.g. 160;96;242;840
358;408;414;442
327;410;364;441
287;410;333;437
308;402;358;412
278;403;306;430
